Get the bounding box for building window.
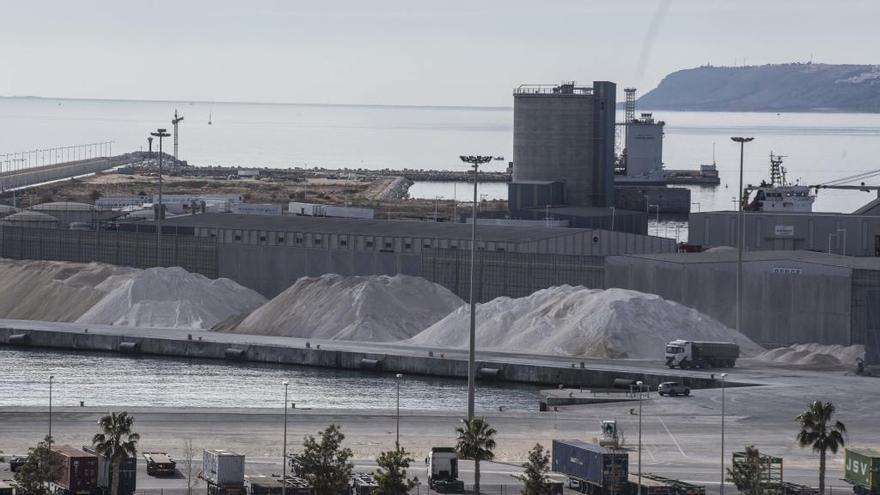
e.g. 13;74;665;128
296;236;303;245
366;240;374;248
404;242;412;250
234;234;242;241
278;236;285;243
385;241;393;249
424;242;432;248
340;238;348;247
259;235;267;242
314;237;322;246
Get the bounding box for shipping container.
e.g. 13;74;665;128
82;446;137;495
552;440;628;494
245;476;285;495
203;450;245;486
0;480;14;495
50;445;99;495
283;476;315;495
350;473;378;495
844;448;880;494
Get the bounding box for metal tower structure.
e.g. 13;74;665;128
172;110;184;159
624;88;637;123
770;152;786;186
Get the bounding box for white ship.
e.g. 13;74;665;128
745;153;815;213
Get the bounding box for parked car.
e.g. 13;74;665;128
10;456;27;472
658;382;690;397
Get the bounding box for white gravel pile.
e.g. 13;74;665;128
0;259;136;321
229;274;464;341
76;267;266;329
756;343;865;367
407;285;763;359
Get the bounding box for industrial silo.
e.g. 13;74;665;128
511;81;616;208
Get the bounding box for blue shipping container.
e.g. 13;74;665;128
552;440;628;488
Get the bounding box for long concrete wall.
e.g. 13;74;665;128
605;256;855;346
0;157;114;190
0;323;730;390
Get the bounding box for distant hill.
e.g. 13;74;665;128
638;63;880;112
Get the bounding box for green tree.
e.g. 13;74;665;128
299;424;354;495
14;436;60;495
796;401;847;495
92;412;140;495
515;443;552;495
455;417;497;495
726;445;765;495
373;444;418;495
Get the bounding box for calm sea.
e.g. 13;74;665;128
3;96;880;212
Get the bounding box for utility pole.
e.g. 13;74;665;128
458;154;493;420
151;128;171;263
172;110;184;160
731;137;754;338
282;380;289;495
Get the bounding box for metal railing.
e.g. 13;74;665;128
0;141;114;174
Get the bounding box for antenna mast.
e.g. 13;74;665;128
172;109;184;160
769;152;786;186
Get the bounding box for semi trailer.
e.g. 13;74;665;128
844;448;880;495
427;447;465;493
552;440;628;495
665;340;739;369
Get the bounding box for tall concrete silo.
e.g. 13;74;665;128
511;81;616;208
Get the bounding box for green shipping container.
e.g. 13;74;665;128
844;448;880;491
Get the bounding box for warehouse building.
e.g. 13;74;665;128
606;250;880;364
156;213;676;299
689;211;880;256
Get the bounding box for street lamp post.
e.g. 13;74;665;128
636;380;644;495
150;129;171;264
395;373;403;446
458;155;493;420
730;137;754;338
48;375;55;445
610;206;616;232
720;373;728;495
282;380;289;495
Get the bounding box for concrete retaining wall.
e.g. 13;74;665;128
0;326;729;390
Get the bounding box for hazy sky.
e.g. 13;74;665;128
2;0;878;106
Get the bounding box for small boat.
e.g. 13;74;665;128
745;153;815;212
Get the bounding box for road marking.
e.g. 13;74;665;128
657;416;689;458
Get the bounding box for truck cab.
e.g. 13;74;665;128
428;447;464;493
143;452;176;477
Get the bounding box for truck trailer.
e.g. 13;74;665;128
49;445;99;495
844;448;880;495
82;446;137;495
427;447;465;493
665;340;739;369
552;440;628;495
142;452;176;477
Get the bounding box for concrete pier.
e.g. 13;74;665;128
0;319;736;390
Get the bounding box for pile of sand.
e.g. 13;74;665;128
407;286;763;359
756;343;865;367
227;274;464;341
0;259;264;329
0;260;136;321
76;267;266;329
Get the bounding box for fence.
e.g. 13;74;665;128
422;248;605;302
0;226;218;278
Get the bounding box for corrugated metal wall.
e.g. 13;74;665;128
421;248;604;302
0;226;218;278
851;269;880;365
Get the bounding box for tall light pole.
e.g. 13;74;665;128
48;375;55;445
282;380;289;495
172;110;184;160
395;373;403;446
151;128;170;263
148;137;154;156
731;137;754;337
459;155;493;420
636;380;644;495
720;373;728;495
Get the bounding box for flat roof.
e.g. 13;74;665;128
158;213;593;243
614;249;880;270
695;210;873;218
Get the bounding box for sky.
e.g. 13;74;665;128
1;0;879;107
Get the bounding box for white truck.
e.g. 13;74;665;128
427;447;465;493
665;340;739;369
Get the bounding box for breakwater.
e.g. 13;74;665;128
0;321;735;390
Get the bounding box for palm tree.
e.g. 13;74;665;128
796;401;846;495
455;417;497;495
93;412;140;495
